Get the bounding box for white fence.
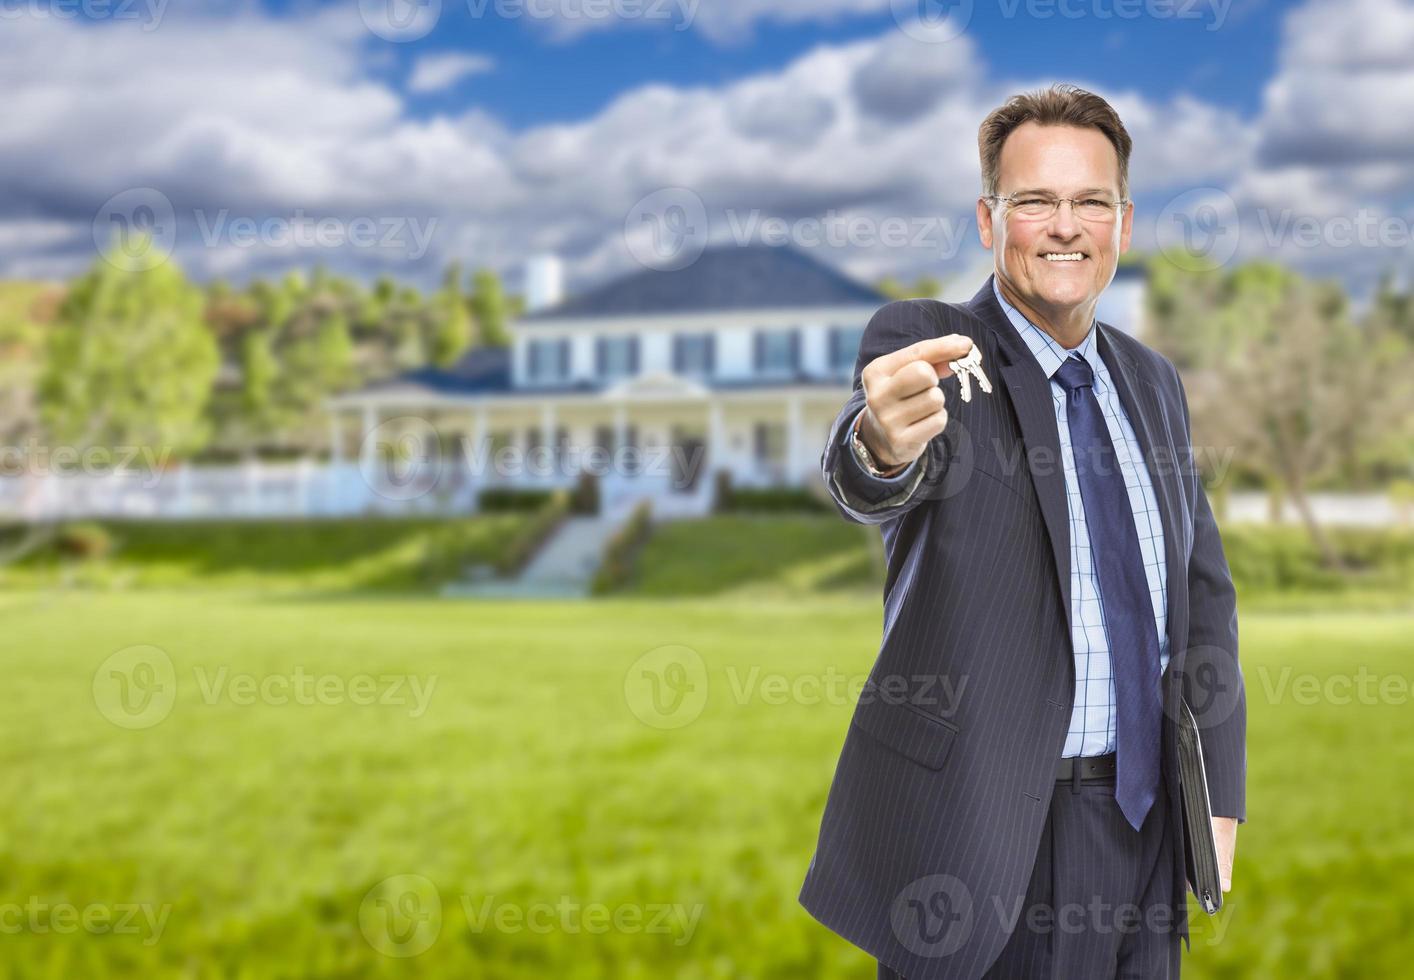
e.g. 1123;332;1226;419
0;461;721;521
0;462;1403;526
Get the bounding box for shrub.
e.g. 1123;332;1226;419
591;499;653;595
53;522;114;560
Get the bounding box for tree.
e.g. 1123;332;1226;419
41;237;218;458
470;268;511;347
875;274;946;301
1194;265;1413;568
430;262;472;367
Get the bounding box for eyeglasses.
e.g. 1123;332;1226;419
984;193;1130;223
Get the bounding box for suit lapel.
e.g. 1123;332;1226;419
967;277;1073;639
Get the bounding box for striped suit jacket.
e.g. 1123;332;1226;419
798;274;1247;980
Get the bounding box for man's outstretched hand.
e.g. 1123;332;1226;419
857;334;975;469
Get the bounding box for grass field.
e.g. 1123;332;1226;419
2;590;1411;977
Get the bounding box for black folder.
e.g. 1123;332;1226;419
1177;695;1223;914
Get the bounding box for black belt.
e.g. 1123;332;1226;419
1055;752;1116;782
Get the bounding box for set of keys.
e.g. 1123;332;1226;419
947;344;993;403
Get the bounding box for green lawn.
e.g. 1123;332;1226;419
0;516;536;593
1;591;1411;977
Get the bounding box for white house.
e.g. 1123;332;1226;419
326;246;1149;519
0;247;1147;521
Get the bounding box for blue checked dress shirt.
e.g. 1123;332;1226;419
991;278;1169;757
839;283;1170;756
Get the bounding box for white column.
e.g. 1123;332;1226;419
360;404;378;469
540;403;556;483
329;411;344;465
472;404;488;491
708;398;725;481
786;395;802;486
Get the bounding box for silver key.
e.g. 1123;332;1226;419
947;345;992;403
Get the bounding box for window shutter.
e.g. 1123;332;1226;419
753;331;763;371
706;333;716;374
558;338;570;379
789;330;800;372
595;337;605;375
630;336;640;373
672;336;681;373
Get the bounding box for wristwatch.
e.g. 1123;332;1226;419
850;413;909;478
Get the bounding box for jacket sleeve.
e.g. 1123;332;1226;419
1174;362;1247;824
821;300;951;527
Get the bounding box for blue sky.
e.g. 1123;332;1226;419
332;0;1284;128
5;0;1411;302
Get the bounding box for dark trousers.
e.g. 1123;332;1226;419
879;773;1181;979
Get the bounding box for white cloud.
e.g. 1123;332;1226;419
407;52;496;93
535;0;893;45
0;1;1406;302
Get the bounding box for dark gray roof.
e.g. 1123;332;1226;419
522;244;888;320
359;346;513;396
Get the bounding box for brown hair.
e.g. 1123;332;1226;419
977;83;1133;199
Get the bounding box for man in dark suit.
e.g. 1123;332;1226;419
798;84;1246;979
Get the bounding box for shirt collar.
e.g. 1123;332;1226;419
990;275;1103;381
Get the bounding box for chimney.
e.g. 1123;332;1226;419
524;253;564;313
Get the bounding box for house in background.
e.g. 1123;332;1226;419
0;247;1148;521
326;246;1151;519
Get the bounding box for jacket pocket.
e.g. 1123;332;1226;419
849;691;960;770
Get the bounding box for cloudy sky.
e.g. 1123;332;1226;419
2;0;1410;301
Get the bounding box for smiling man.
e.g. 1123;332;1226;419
799;84;1246;979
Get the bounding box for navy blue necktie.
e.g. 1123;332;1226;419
1054;353;1162;831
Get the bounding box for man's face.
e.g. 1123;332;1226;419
977;121;1133;316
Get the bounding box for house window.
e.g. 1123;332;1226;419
754;329;798;375
829;326;865;376
528;338;569;383
753;421;786;473
596;336;639;380
673;333;715;376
